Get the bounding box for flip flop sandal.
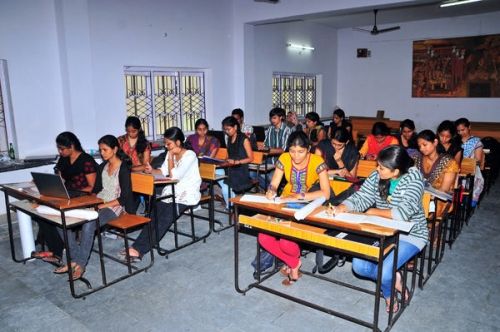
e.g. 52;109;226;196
42;255;62;265
31;251;54;260
281;275;299;286
70;264;85;281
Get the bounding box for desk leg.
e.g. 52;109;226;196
95;217;107;285
4;192;27;263
387;234;400;329
234;205;245;294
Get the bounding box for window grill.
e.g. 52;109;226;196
0;79;8;152
125;69;205;139
272;73;316;116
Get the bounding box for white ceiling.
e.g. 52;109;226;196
252;0;500;29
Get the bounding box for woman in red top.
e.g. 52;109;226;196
117;116;152;172
359;122;398;160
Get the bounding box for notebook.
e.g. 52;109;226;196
31;172;88;199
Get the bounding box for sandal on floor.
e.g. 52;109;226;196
279;266;303;278
281;275;299;286
385;297;399;314
70;264;85;281
117;249;142;263
42;255;62;265
54;264;70;274
31;251;54;260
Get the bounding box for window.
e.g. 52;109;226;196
0;60;16;155
272;72;316;116
125;68;206;140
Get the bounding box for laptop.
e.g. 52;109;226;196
31;172;88;199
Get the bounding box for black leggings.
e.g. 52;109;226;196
132;202;188;255
36;220;64;257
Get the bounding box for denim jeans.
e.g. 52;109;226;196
352;240;420;298
216;168;235;209
59;208;118;267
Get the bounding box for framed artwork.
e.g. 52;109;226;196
412;34;500;97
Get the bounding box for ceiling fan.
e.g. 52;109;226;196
354;9;400;35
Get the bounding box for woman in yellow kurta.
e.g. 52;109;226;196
260;131;330;286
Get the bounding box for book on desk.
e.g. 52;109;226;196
198;156;226;164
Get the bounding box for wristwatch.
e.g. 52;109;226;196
299;192;305;200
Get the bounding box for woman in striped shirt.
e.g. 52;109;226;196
335;145;428;313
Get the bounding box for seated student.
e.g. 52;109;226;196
304;112;326;149
259;131;330;286
359;122;398;160
117;116;152;172
231;108;258;150
32;132;98;265
335;145;428;313
436;120;463;165
126;127;201;259
54;135;135;280
327;108;353;140
257;107;292;187
455;117;484;205
315;127;359;178
186;118;220;157
286;111;303;132
398;119;418;158
414;130;459;218
217;116;254;209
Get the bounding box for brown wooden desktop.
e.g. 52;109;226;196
1;183;105;298
231;195;412;332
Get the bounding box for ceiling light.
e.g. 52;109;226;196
286;43;314;51
440;0;482;8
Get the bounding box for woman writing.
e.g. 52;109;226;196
315;127;359;178
217;116;254;209
397;119;418;157
436;120;462;165
359;122;398;160
55;135;135;280
304;112;326;148
117;116;152;172
186;119;220;157
455;117;484;205
32;132;97;265
335;145;428;313
260;131;330;286
415;130;459;193
125;127;201;259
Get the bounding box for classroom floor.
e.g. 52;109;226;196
0;182;499;332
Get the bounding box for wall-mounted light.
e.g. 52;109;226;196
440;0;481;8
286;43;315;51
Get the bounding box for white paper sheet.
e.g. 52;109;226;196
314;211;415;232
240;194;280;204
35;205;99;220
294;197;326;220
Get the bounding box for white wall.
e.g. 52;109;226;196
337;11;500;131
0;0;67;158
249;21;337;123
0;0;235;158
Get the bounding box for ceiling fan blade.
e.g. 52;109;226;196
352;27;372;33
376;26;401;33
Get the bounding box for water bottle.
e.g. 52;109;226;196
8;143;15;160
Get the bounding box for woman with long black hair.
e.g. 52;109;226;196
118;116;152;172
335;145;428;313
54;135;135;280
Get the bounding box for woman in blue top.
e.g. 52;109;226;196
335;145;428;313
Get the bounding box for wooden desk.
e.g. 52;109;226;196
1;183;104;298
329;177;354;196
231;195;406;332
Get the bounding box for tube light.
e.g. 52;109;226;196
440;0;481;8
286;43;315;51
